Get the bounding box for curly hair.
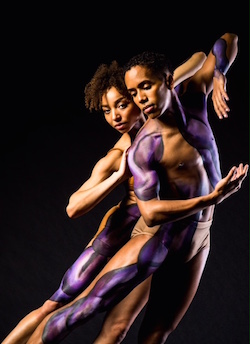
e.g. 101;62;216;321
85;60;131;113
123;51;174;80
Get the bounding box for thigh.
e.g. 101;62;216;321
98;276;152;335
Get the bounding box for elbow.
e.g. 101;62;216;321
145;218;157;227
222;32;238;64
66;196;81;219
193;51;207;63
222;32;238;42
66;204;76;218
66;196;91;219
139;200;162;227
221;32;238;49
141;211;158;227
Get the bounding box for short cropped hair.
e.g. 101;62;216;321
85;60;131;113
123;51;174;80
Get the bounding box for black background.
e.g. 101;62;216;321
1;3;249;343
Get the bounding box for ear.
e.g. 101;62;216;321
165;73;174;89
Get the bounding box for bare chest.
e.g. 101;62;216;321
161;129;202;171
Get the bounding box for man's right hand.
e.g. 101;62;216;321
213;163;249;204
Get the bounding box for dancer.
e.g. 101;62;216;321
2;53;206;344
25;32;248;344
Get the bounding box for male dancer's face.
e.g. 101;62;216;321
125;65;171;119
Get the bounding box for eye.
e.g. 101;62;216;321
143;84;151;90
119;104;126;109
103;109;111;115
118;102;128;110
129;91;136;98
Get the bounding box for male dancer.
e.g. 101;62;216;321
2;54;206;344
26;32;248;344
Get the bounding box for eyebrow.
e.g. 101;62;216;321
101;96;128;109
127;80;151;92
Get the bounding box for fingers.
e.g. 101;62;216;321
212;75;230;119
230;163;249;186
213;91;230;119
243;164;249;174
226;166;237;181
239;163;249;182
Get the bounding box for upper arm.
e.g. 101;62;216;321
76;134;131;193
77;148;123;192
128;134;163;201
186;33;238;95
174;52;207;87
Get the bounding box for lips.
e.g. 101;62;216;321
115;123;127;131
143;105;154;115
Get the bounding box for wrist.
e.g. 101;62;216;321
112;170;125;183
201;191;217;208
213;68;224;79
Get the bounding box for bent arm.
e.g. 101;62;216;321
197;32;238;93
173;51;207;87
66;140;130;218
136;164;248;227
189;32;238;119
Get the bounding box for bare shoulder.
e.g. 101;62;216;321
112;133;131;152
97;134;131;173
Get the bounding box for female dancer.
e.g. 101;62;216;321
2;53;206;344
25;33;247;344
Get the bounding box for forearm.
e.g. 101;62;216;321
174;52;206;86
138;193;216;227
139;163;248;227
66;172;123;218
212;32;238;75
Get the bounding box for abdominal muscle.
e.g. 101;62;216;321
161;133;216;223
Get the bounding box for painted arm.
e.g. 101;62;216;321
211;33;238;119
127;134;248;227
190;33;238;119
136;163;248;227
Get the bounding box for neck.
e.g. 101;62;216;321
160;89;186;127
129;113;147;141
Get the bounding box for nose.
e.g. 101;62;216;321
111;109;121;121
138;90;147;104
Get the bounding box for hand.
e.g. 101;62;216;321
117;147;131;181
214;163;249;204
212;70;230;119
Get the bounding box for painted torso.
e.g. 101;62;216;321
127;86;221;203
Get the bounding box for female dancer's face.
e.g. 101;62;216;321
101;86;142;134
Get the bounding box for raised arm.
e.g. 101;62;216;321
173;51;206;87
190;32;238;119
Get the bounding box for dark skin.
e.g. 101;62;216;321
3;54;207;344
26;33;248;344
